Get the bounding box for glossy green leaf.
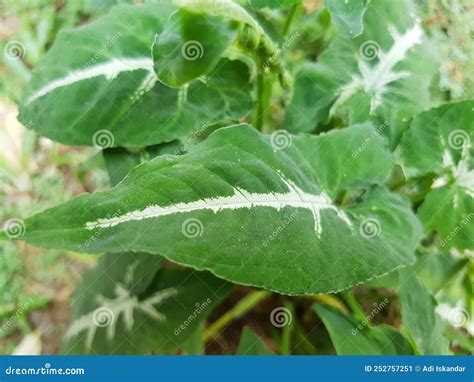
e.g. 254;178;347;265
9;124;422;295
325;0;366;38
314;304;413;355
18;3;252;147
236;327;273;355
175;0;278;56
398;270;450;355
153;9;238;87
63;259;232;355
285;0;437;141
399;100;474;251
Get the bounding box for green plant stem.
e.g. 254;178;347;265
205;290;271;341
280;299;294;355
283;3;300;36
254;59;265;131
343;291;367;323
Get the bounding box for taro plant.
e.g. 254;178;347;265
1;0;472;355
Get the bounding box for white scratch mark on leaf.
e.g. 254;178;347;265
84;178;352;237
332;23;423;115
25;57;154;105
65;284;177;349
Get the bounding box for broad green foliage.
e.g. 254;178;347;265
5;0;471;356
63;254;232;354
325;0;367;38
236;327;273;355
314;304;413;355
153;9;238;87
18;3;253;147
285;0;437;145
399;100;474;251
9;124;422;295
398;270;450;355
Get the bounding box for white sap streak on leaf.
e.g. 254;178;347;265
332;23;423;115
65;284;177;348
26;57;154;105
84;178;352;237
442;146;474;199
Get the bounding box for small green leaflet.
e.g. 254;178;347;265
10;124;422;295
314;304;414;355
18;3;252;147
325;0;367;38
153;9;238;88
236;327;273;355
285;0;437;142
399;100;474;251
398;270;450;355
63;256;232;355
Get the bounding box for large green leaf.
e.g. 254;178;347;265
314;304;413;355
398;270;450;355
8;124;422;295
18;3;252;147
63;256;232;354
399;100;474;251
153;9;238;87
285;0;437;142
325;0;367;38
